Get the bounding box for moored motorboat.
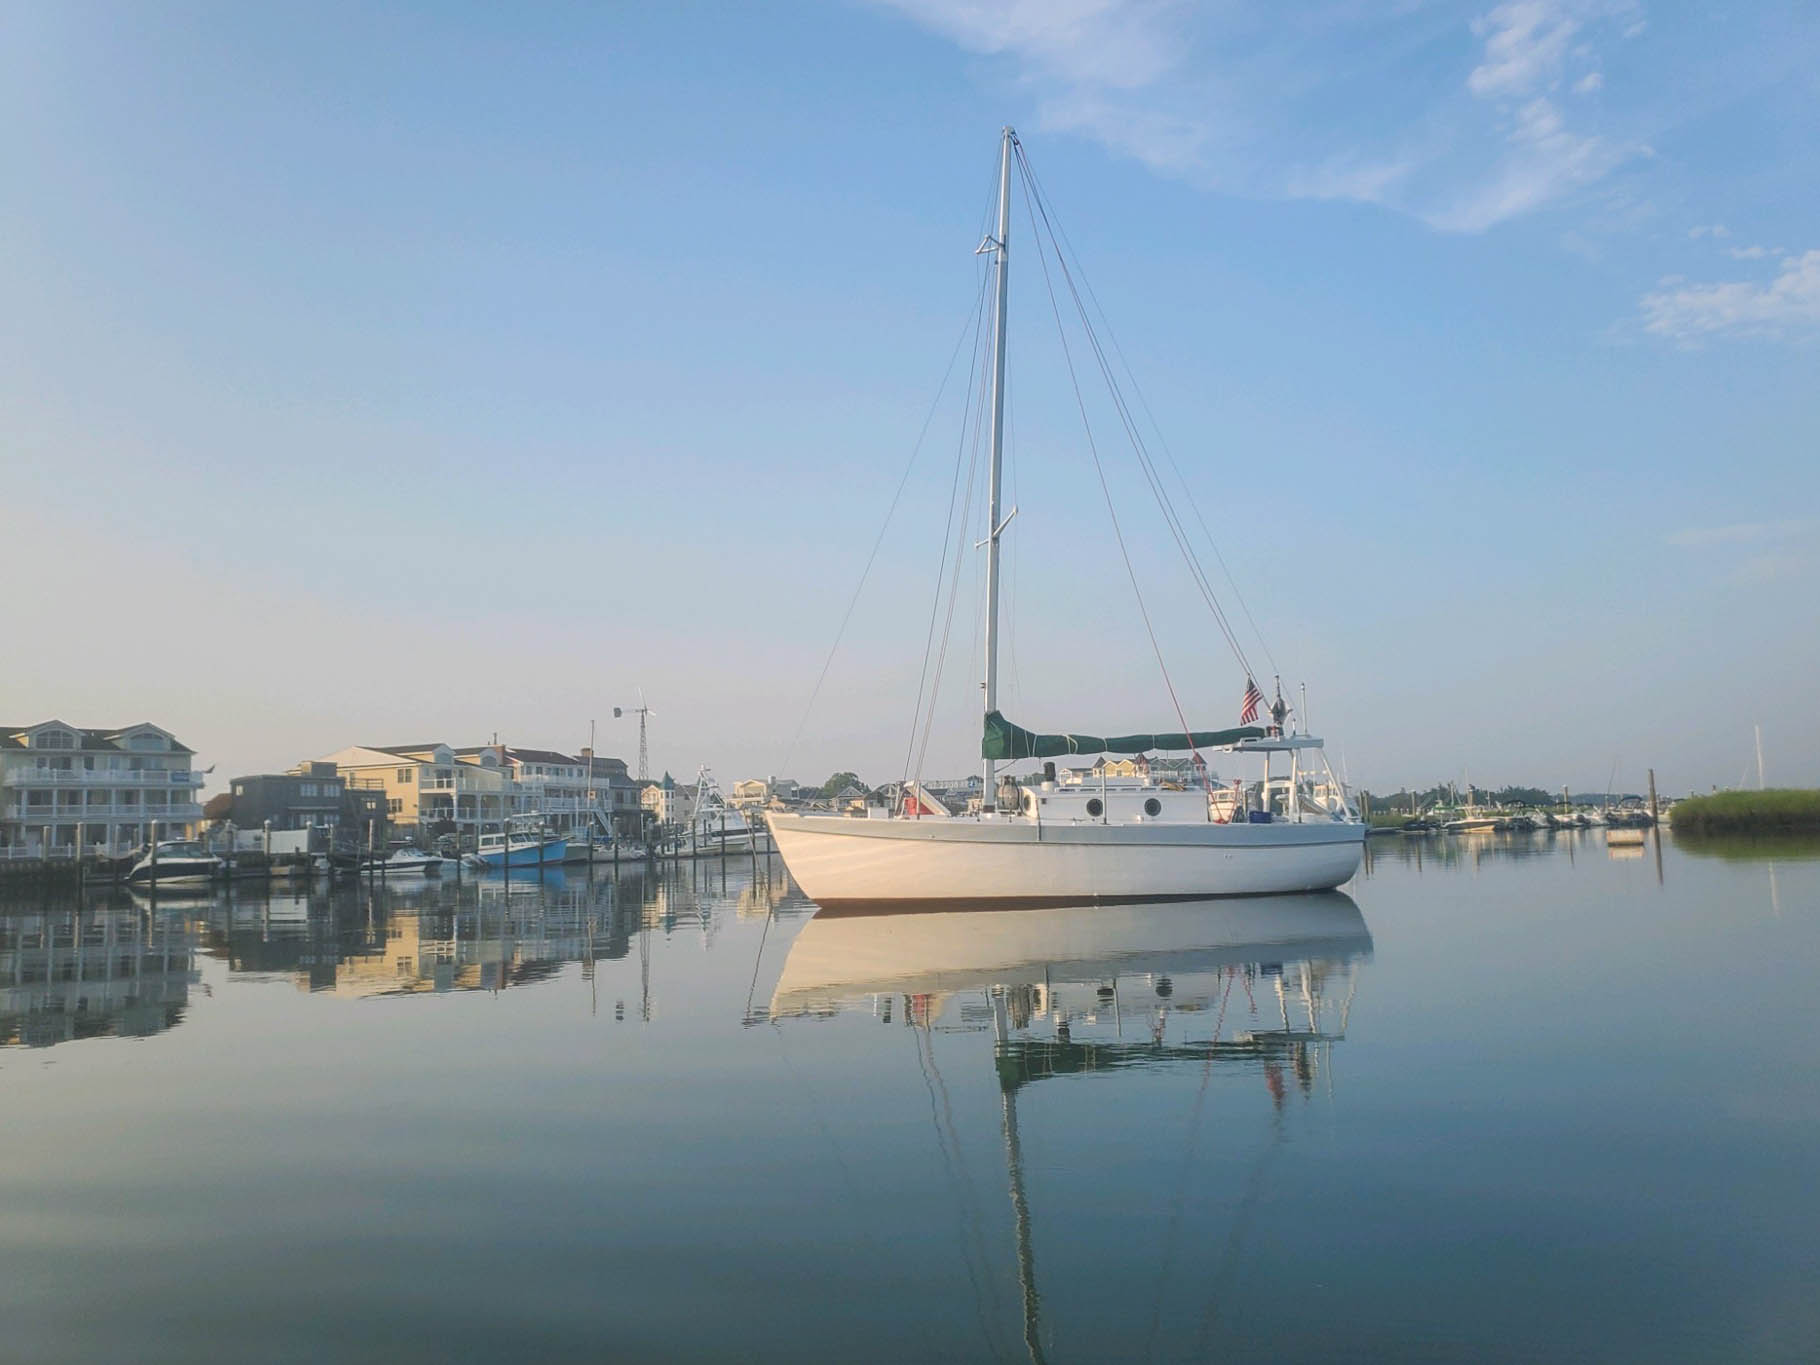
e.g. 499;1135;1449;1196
360;846;449;877
125;840;225;887
471;817;567;870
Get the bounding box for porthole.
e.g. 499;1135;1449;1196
1143;797;1162;817
1085;798;1103;818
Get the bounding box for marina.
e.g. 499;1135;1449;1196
2;830;1814;1361
8;5;1816;1360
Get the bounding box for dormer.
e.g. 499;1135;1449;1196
26;722;78;750
113;723;179;753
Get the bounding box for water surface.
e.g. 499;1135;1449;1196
2;834;1816;1363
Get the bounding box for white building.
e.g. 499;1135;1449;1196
0;721;205;856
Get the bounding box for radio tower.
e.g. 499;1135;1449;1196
614;692;654;781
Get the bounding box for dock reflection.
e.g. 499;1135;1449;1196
1;855;802;1047
0;902;198;1047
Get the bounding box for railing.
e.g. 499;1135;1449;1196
1;769;200;787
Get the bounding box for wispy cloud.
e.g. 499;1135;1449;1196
1668;520;1815;587
1667;518;1816;548
1468;0;1584;98
1640;249;1820;342
1729;553;1808;587
875;0;1648;233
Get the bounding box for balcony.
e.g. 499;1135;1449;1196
1;769;200;788
7;802;203;822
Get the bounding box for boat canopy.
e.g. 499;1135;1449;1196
982;710;1266;760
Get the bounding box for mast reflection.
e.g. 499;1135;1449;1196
769;893;1372;1364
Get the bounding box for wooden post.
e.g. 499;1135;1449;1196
1647;769;1659;825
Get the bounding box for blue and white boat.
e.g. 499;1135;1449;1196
469;817;567;870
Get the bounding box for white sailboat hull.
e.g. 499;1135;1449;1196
767;813;1364;904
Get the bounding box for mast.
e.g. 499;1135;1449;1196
982;126;1015;795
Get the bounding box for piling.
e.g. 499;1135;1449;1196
1647;769;1660;826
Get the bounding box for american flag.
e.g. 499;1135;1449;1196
1240;676;1263;725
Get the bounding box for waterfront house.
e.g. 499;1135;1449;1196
314;741;644;849
224;761;387;852
641;772;697;832
0;721;205;857
315;744;516;848
576;749;648;838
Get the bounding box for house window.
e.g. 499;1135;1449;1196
129;733;165;751
299;783;319;797
397;769;414;784
34;729;74;750
234;784;246;797
387;799;403;815
324;783;340;796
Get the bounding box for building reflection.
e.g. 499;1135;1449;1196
0;898;198;1047
1;855;801;1047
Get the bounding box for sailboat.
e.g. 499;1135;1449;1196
767;128;1366;905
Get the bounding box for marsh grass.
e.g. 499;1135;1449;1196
1668;789;1820;835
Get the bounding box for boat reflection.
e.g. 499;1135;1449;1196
770;893;1371;1038
769;893;1372;1363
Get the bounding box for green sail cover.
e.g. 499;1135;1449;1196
982;710;1267;761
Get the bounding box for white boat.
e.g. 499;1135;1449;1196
682;768;757;857
360;846;448;877
768;128;1365;906
125;840;225;887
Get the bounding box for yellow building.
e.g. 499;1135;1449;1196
314;743;518;845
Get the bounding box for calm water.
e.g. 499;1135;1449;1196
2;834;1817;1363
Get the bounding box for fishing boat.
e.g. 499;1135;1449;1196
125;840;225;887
767;128;1365;905
683;768;757;857
469;816;566;870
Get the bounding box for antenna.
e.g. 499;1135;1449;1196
613;690;655;781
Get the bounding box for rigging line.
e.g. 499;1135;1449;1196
1015;150;1256;683
739;898;776;1026
1034;190;1281;679
914;371;989;790
1014;146;1256;673
912;1026;1012;1364
769;1024;949;1360
924;1023;1005;1327
1016;148;1256;683
901;271;995;791
1189;1115;1290;1360
781;272;992;776
1139;970;1238;1365
1013;157;1204;769
1005;373;1024;714
902;290;992;792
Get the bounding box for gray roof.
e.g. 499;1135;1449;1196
2;722;192;755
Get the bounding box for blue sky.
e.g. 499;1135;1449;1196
3;0;1815;796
